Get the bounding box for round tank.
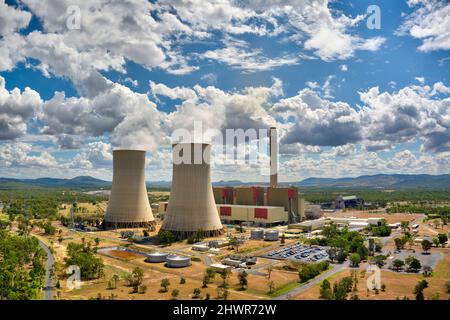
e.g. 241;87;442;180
160;143;223;239
250;229;264;240
305;205;323;220
104;150;155;228
145;252;169;263
264;230;279;241
166;255;191;268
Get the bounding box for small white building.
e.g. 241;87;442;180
210;263;232;273
192;244;209;252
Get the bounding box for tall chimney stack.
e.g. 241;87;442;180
269;127;278;187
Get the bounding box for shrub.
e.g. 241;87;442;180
298;261;329;283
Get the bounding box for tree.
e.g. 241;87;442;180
171;289;179;300
180;277;186;284
405;255;421;272
336;250;348;263
356;244;369;260
400;221;410;232
158;231;175;245
57;236;63;246
65;242;104;280
320;279;333;299
160;278;170;292
373;255;387;268
298;261;329;283
94;237;100;246
267;265;273;279
437;233;448;247
421;239;432;254
394;238;404;251
267;280;275;294
280;233;285;244
193;288;201;299
205;267;216;284
229;236;240;252
238;270;248;290
432;237;440;247
138;284;147;294
392;259;404;271
129;267;144;293
349;253;361;267
413;280;428;300
220;269;231;288
422;265;432;277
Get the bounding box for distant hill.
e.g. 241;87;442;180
0;174;448;190
295;174;450;189
0;176;110;189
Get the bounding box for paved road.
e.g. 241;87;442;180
274;262;349;300
38;240;54;300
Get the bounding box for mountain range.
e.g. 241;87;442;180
0;174;448;190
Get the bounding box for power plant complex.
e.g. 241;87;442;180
104;128;306;238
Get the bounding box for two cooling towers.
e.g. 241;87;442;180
104;143;223;238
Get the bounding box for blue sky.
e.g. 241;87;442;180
0;0;449;182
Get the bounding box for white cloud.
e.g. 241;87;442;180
397;0;450;51
340;64;348;72
0;0;32;36
0;76;43;140
0;142;57;168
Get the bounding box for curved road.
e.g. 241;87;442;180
38;240;54;300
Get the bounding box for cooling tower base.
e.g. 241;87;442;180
103;220;156;230
159;228;224;240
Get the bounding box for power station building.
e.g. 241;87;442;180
104;150;155;229
213;186;234;204
217;204;287;227
160;143;223;239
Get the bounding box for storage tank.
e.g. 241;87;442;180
145;252;169;263
264;230;279;241
166;255;191;268
305;205;323;220
250;229;264;240
160;143;223;239
104;150;155;228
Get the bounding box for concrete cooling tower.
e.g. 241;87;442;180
104;150;155;229
160;143;223;239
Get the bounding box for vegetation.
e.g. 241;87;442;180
0;230;46;299
160;278;170;292
413;280;428;300
405;256;421;272
312;223;368;263
392;259;405;271
349;253;361;267
192;288;201;299
298;261;329;283
157;230;175;245
65;241;104;280
125;267;144;293
320;274;356;300
237;270;248;290
421;239;432;253
171;289;179;300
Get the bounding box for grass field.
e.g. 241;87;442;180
292;252;449;300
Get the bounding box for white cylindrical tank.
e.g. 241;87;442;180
160;143;223;239
265;230;279;241
305;205;323;220
104;150;155;228
250;229;264;240
166;255;191;268
145;252;169;263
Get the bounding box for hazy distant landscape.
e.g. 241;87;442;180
1;174;448;190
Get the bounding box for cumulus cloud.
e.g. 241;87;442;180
0;76;43;140
0;142;57;168
397;0;450;52
0;0;32;36
40;81;164;150
273;88;362;146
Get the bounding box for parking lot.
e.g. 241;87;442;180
262;242;329;263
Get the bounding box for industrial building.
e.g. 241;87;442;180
213;186;234;204
335;195;364;209
160;143;224;239
235;186;265;206
217;204;287;227
104;150;155;229
267;186;304;223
